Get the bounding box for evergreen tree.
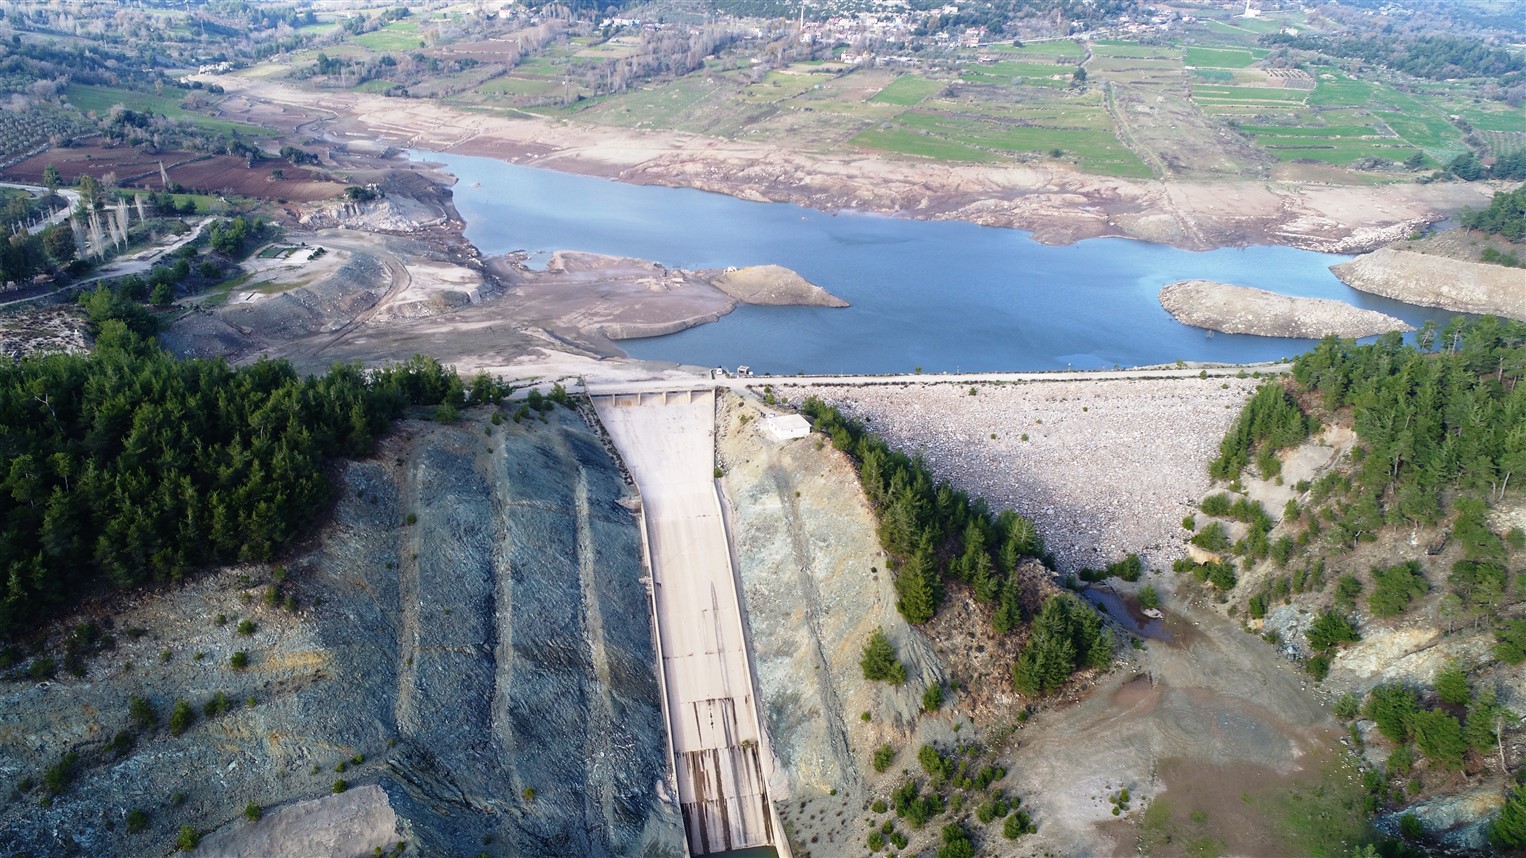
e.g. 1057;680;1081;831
896;537;939;625
992;577;1023;635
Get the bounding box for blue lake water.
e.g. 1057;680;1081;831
424;150;1464;374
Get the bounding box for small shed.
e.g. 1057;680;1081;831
762;414;810;442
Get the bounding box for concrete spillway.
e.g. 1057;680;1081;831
592;388;779;855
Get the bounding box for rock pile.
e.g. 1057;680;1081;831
791;376;1261;572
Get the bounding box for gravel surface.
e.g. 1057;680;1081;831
785;376;1262;573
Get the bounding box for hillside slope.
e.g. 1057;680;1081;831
0;409;683;856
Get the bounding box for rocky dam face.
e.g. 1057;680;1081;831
0;408;684;857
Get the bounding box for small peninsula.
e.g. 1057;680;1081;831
1160;280;1414;339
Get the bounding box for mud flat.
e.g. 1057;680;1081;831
785;376;1261;573
1332;248;1526;321
1160;280;1414;339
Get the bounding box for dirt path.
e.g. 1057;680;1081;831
1006;590;1345;856
305;235;413;358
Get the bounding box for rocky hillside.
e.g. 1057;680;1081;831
717;393;944;855
0;409;683;857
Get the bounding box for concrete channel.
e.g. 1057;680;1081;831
592;388;784;857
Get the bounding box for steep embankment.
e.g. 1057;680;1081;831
1159;280;1413;339
717;394;944;856
0;409;683;857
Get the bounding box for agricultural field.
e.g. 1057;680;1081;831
0;145;341;203
64;85;274;138
351;20;424;52
299;4;1523;183
869;75;945;107
0;105;92;161
851;90;1153;178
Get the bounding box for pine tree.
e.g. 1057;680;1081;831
1491;782;1526;848
896;539;939;625
992;578;1023;635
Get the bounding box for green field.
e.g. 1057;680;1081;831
66;85;273;137
352;21;423;52
870;75;945;106
962;60;1075;86
1192;85;1308;102
852;103;1151;177
1185;46;1265;68
989;40;1085;60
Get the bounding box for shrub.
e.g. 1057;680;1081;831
1201;493;1233;517
332;779;349;794
204;691;231;718
126;808;149;833
176;825;200;850
42;751;79;795
872;744;896;773
867;831;884;852
1190;522;1231;554
1365;685;1419;744
129;695;157;728
860;629;907;685
1138;585;1160;611
1495;619;1526;665
922;684;944;712
1411;708;1465;770
1369;561;1428;618
1306;653;1330;681
1434;662;1470;706
1003;809;1036;838
1107;552;1143;583
1334;693;1360;720
245;801;262;822
1306;610;1359;651
1400;813;1423;840
937;822;975;858
169;699;194;736
1491;782;1526;848
871;798;888;814
236;619;256;637
918;744;953;786
230;651;249;669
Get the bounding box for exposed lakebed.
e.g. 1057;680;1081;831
425;150;1466;373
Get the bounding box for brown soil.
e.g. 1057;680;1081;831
0;144;343;203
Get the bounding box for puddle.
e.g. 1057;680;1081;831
1081;586;1172;641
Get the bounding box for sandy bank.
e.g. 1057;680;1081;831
1331;248;1526;321
1160;280;1414;339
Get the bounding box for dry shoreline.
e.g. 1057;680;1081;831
208;74;1496;255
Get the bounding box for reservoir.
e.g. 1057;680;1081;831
425;150;1466;375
